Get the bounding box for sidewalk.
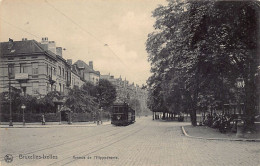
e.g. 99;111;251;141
182;124;260;142
0;121;111;128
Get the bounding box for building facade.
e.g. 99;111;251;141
100;73;149;115
73;60;100;85
0;38;73;97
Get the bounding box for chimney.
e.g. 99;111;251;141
67;59;72;65
89;61;93;69
40;37;56;54
56;47;62;57
41;37;48;43
8;38;14;50
22;38;27;41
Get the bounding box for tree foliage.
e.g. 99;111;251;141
96;79;117;109
146;0;259;127
65;86;98;113
129;98;141;115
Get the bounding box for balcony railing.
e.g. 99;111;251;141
48;75;57;85
15;73;29;80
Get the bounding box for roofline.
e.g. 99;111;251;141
56;55;71;66
44;51;57;61
32;40;46;52
71;69;81;78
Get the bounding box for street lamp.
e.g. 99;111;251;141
100;107;103;124
21;104;26;126
237;78;245;89
235;78;245;137
8;65;13;127
53;97;61;124
236;78;245;115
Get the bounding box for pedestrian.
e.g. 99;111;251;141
42;114;45;125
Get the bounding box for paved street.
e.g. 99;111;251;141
0;117;259;166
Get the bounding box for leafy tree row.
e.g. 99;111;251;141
146;1;259;128
0;79;117;116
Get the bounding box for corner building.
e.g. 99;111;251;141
0;38;71;96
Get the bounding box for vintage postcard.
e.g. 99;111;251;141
0;0;259;165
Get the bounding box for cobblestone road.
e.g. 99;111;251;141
0;117;259;166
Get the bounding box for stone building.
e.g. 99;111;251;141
68;59;85;88
100;73;149;115
0;38;71;96
73;60;100;85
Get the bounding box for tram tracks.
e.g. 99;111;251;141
50;123;147;166
0;126;117;161
13;120;146;166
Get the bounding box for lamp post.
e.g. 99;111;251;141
236;78;245;116
21;104;26;126
235;78;245;137
53;97;61;125
8;66;13;127
100;107;103;124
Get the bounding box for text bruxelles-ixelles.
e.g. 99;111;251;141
19;154;58;160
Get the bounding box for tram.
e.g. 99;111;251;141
111;102;135;126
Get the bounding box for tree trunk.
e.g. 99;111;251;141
244;78;256;130
162;111;165;120
191;72;199;126
243;50;257;131
190;109;197;126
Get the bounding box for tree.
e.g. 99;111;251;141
187;1;259;128
129;98;141;116
96;79;117;109
82;81;97;97
40;91;61;113
146;0;259;128
65;86;98;113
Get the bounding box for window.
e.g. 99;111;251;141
46;83;49;92
65;71;68;81
53;67;56;76
63;84;65;92
49;67;52;76
50;67;52;77
58;66;61;75
8;64;15;78
62;68;64;78
20;64;27;73
59;83;62;92
32;63;38;75
46;64;49;75
32;82;39;94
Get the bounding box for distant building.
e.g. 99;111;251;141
69;59;84;88
73;60;100;85
101;73;149;115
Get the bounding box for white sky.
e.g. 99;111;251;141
0;0;167;86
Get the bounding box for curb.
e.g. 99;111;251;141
0;122;111;129
181;126;260;142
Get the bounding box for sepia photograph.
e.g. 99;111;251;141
0;0;259;165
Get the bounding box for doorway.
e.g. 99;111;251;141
61;111;68;121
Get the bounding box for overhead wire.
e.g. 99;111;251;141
1;1;143;82
0;18;41;39
44;0;127;66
